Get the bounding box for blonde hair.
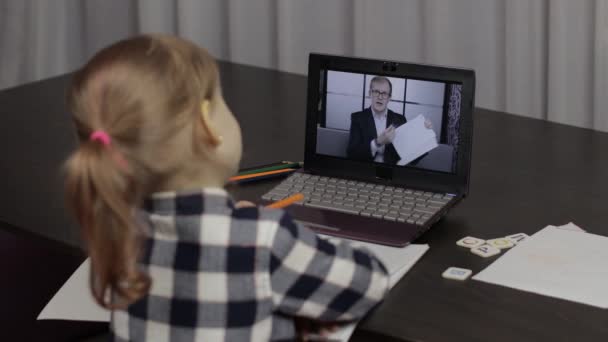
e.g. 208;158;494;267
64;35;220;309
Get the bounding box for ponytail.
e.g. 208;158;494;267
65;138;150;309
63;34;222;309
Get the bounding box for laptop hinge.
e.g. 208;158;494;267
375;166;392;181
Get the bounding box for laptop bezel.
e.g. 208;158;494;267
303;53;476;196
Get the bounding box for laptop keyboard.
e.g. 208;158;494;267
262;173;454;226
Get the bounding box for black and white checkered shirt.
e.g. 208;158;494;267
111;188;389;341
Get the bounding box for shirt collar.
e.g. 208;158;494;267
371;107;388;119
143;187;234;215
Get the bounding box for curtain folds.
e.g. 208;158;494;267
1;0;606;131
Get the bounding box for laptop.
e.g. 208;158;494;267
261;53;476;247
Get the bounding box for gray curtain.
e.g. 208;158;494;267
1;0;607;132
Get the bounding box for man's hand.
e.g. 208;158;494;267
376;125;396;146
424;118;433;129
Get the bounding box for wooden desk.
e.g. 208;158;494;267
1;61;607;341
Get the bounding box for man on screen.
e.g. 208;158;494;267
347;76;405;164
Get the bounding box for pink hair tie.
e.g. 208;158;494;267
90;130;111;146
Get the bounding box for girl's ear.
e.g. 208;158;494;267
199;100;223;147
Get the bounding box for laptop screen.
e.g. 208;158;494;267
314;69;463;174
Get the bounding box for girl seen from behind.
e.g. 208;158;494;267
64;34;389;341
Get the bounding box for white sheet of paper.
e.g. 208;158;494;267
38;258;110;321
553;222;586;232
347;240;429;277
39;237;429;342
473;224;608;308
396;138;438;166
391;115;438;166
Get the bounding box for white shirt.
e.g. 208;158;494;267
370;107;388;162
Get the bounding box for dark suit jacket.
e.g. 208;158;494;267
347;107;406;164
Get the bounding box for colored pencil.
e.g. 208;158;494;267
265;193;305;209
236;161;302;176
228;168;296;183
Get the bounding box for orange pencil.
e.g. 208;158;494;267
265;193;305;209
228;168;295;183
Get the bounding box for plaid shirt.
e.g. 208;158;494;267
111;188;389;341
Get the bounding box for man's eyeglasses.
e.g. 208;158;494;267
371;89;390;99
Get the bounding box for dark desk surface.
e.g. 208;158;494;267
1;61;607;341
0;222;107;341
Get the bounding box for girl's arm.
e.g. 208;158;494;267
269;211;390;322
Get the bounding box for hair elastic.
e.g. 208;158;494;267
90;130;111;146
